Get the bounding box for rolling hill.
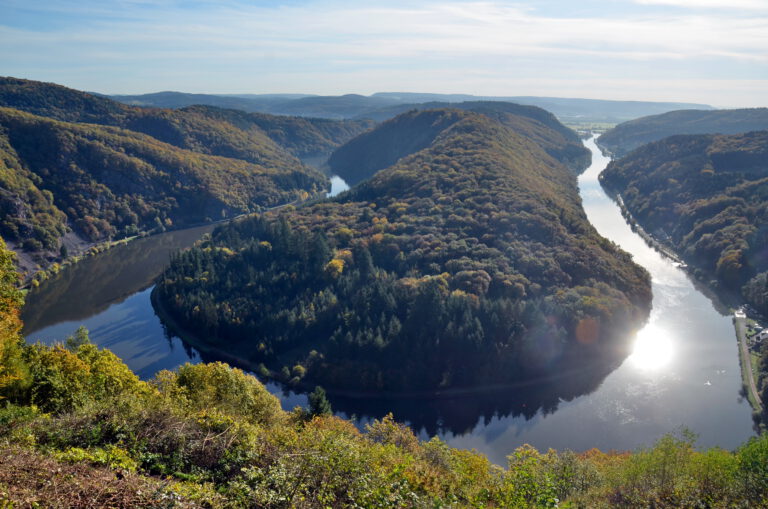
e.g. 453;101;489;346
0;77;373;163
598;108;768;157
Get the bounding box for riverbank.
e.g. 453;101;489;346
150;283;639;402
600;176;763;421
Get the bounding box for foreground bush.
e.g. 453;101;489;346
1;328;767;507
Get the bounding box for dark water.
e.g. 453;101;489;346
23;137;755;465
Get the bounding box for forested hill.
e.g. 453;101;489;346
328;103;589;186
0;107;326;278
598;108;768;157
157;109;651;393
0;77;373;162
327;109;468;186
600;131;768;308
179;105;374;160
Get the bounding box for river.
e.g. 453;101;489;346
22;137;755;465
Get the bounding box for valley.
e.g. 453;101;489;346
21;137;755;465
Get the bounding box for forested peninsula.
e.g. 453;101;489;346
156;108;652;393
600;130;768;424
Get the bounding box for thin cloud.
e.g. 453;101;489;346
0;0;766;106
634;0;768;9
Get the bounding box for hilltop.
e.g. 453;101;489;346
598;108;768;157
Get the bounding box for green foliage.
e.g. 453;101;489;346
0;237;27;398
307;386;332;417
157;109;651;392
166;362;284;427
0;273;765;508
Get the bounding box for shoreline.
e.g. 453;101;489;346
151;285;640;401
16;192;324;291
600;181;763;417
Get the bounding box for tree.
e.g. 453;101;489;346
308;386;332;417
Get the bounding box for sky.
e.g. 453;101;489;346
1;0;766;107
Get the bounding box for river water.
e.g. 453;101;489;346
22;137;755;465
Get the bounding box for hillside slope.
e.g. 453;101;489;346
157;109;651;393
598;108;768;157
329;103;589;185
0;107;326;276
600;131;768;296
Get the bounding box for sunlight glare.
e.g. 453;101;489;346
628;324;675;371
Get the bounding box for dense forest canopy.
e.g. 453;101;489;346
157;109;651;392
0;78;379;276
598;108;768;158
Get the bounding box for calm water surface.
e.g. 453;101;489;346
23;137;755;465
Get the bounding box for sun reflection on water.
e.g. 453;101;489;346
628;323;675;370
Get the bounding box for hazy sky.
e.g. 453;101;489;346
1;0;766;107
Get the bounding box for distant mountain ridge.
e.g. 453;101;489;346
106;89;713;123
598;108;768;157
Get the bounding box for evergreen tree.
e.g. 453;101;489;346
308;386;332;417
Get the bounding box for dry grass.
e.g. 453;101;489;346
0;446;203;508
